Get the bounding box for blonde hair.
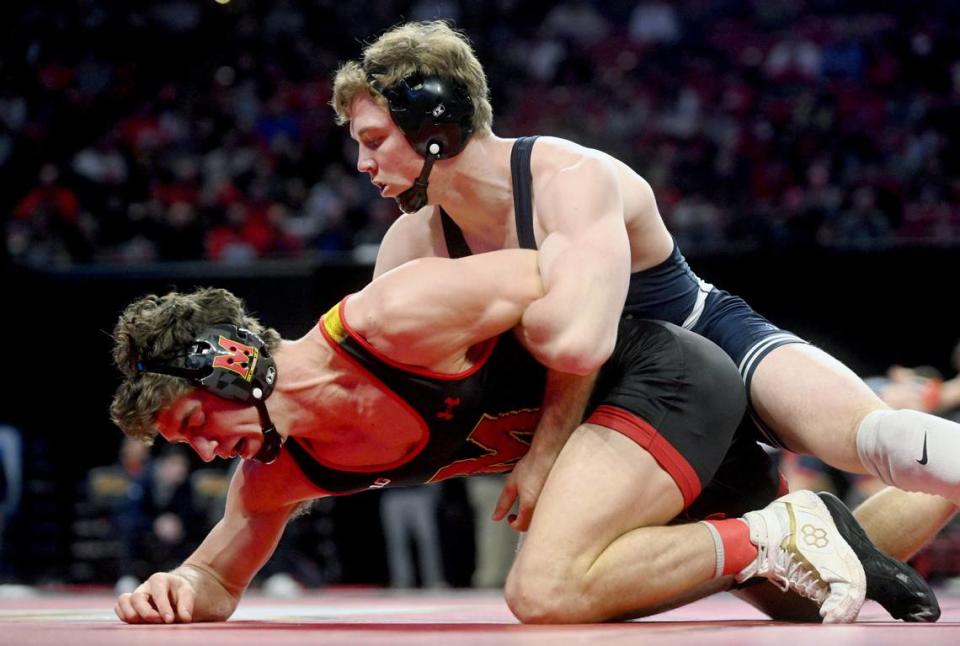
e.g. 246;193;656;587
110;287;281;443
331;20;492;136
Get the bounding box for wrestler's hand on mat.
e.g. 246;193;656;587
114;572;195;624
493;452;552;531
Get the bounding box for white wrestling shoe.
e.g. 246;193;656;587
737;489;867;623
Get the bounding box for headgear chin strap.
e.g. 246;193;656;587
396;142;441;214
367;71;475;214
136;324;284;464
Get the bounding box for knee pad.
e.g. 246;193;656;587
856;409;960;504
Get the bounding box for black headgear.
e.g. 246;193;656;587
367;70;475;213
136;324;284;464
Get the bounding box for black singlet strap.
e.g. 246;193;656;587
440;206;472;258
510;136;539;250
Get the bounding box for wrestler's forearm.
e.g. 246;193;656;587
171;499;294;622
528;370;597;461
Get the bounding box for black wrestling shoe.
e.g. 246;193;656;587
818;491;940;622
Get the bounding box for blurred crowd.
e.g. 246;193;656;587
66;438;510;592
4;0;960;268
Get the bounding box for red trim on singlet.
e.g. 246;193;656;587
307;315;431;474
586;405;702;508
328;296;499;380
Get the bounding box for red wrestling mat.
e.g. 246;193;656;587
1;587;959;646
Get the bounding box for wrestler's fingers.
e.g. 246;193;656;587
170;579;195;623
115;594;141;623
511;503;534;532
147;576;177;623
492;480;517;521
129;589;164;623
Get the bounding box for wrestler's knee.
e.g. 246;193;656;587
505;560;576;624
504;550;598;624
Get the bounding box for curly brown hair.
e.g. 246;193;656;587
110;287;281;443
331;20;493;136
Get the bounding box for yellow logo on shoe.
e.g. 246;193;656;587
802;524;829;548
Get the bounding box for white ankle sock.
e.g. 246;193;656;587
856;409;960;504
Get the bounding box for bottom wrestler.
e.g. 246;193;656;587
109;250;931;624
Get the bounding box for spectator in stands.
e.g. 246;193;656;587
8;164;92;264
115;446;206;592
3;4;960;264
380;486;445;589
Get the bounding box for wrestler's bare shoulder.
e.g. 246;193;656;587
528;137;652;212
528;136;668;263
530;136;647;185
528;136;611;176
375;207;446;274
381;209;433;246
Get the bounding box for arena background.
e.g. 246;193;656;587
1;0;959;593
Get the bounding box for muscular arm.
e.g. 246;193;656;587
349;250;544;367
520;155;631;375
495;156;631;530
493;368;596;530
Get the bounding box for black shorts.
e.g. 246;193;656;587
679;421;787;521
586;319;748;508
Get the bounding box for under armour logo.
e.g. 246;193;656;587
437;397;461;421
432;103;446;117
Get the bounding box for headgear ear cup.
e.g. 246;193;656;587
136;324;283;464
367;72;475;213
368;73;475;158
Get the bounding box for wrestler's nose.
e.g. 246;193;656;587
357;152;376;175
190;436;219;463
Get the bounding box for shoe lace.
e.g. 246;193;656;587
768;539;828;602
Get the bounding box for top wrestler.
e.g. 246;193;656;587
108;249;930;626
331;20;959;583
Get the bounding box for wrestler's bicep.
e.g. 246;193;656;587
521;161;630;373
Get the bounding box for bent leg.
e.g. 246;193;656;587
753;344;960;502
752;344;960;545
505;423;721;623
854;487;956;561
750;343;882;472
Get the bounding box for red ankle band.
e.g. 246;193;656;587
704;518;757;577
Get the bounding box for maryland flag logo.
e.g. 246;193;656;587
212;335;258;381
429;409;540;482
